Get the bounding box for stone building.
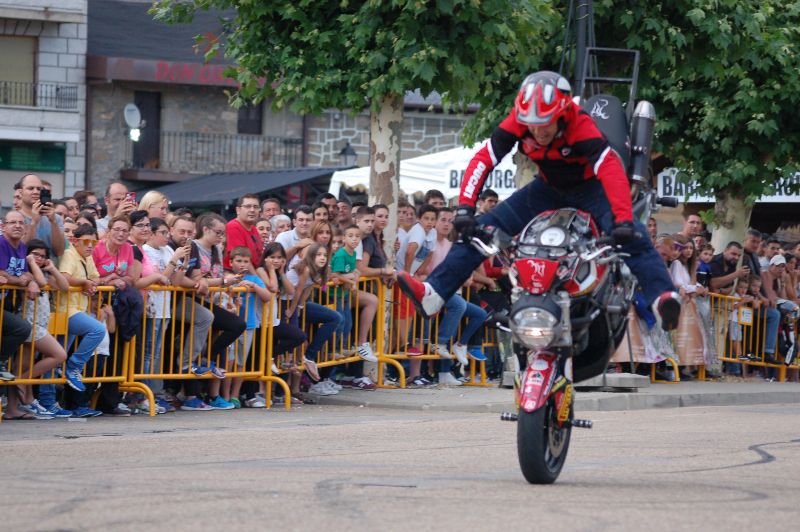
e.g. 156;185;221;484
85;0;469;200
0;0;87;203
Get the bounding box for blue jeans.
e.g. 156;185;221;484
302;302;344;361
335;291;353;339
436;295;487;372
39;312;106;408
437;295;487;347
763;307;780;355
426;178;675;307
143;317;169;394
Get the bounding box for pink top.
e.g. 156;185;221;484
428;237;452;272
93;240;135;279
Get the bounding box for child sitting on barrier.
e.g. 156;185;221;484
747;274;780;365
286;243;344;395
259;243;307;405
12;240;70;419
331;223;379;364
222;246;274;407
327;221;378;390
0;235;70;420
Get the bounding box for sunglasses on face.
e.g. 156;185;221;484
77;238;98;246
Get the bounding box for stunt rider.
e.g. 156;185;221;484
398;71;681;330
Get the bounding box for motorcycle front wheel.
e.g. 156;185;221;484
517;397;572;484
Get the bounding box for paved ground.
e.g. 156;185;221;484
315;379;800;412
2;402;799;531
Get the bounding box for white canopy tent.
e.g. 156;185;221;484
328;143;518;201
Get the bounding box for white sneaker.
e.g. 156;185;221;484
245;396;267;408
357;342;378;363
434;343;452;360
322;379;342;392
439;372;463;386
453;343;469;366
138;399;167;415
308;382;337;396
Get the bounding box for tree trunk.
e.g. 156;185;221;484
367;94;403;376
368;93;403;263
709;192;752;254
513;150;537;188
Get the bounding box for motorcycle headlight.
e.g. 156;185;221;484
510;308;558;348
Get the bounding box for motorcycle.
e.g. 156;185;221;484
475;94;677;484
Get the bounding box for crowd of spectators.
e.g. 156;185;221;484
0;174;504;419
2;172;797;420
642;213;800;381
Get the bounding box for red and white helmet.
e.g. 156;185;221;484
514;71;573;126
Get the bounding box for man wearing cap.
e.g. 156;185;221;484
762;254;799;363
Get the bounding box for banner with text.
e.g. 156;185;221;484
657;169;800;204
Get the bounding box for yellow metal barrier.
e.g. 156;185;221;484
709;292;795;381
0;285;137;421
378;283;490;387
278;277;405;391
131;286;291;413
1;274;511;421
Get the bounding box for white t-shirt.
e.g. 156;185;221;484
398;223;436;275
275;228;302;253
96;215;111;235
142;243;174;319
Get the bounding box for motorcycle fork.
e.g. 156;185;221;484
517;351;572;417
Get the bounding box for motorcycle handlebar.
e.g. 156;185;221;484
596;231;644;247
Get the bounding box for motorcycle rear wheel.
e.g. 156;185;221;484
517;398;572;484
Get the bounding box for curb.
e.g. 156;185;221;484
311;388;800;413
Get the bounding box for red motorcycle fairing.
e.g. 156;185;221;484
515;258;560;294
518;352;559;413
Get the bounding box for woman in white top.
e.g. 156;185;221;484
670;235;707;372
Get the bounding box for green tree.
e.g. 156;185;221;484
151;0;557;253
588;0;800;246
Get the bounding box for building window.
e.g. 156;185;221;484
0;36;36;106
237;102;263;135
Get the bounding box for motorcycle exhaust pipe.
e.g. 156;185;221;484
629;100;656;185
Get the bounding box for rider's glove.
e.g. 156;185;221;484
611;221;636;245
453;204;477;238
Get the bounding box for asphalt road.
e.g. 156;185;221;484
2;404;799;531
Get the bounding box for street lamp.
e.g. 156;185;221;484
339;141;357;167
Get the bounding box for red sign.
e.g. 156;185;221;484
87;55;240;87
154;61;238;86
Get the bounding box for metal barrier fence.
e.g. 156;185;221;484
0;286;147;420
131;286;291;413
377;283;491;388
0;277;504;420
274;277;405;393
709;293;798;382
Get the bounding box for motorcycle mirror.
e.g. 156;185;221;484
493;228;514;250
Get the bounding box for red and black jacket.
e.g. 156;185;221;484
459;105;633;223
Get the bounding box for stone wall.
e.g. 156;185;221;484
305;110;467;168
88;83;305;192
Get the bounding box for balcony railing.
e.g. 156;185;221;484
0;81;79;110
126;131;304;174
